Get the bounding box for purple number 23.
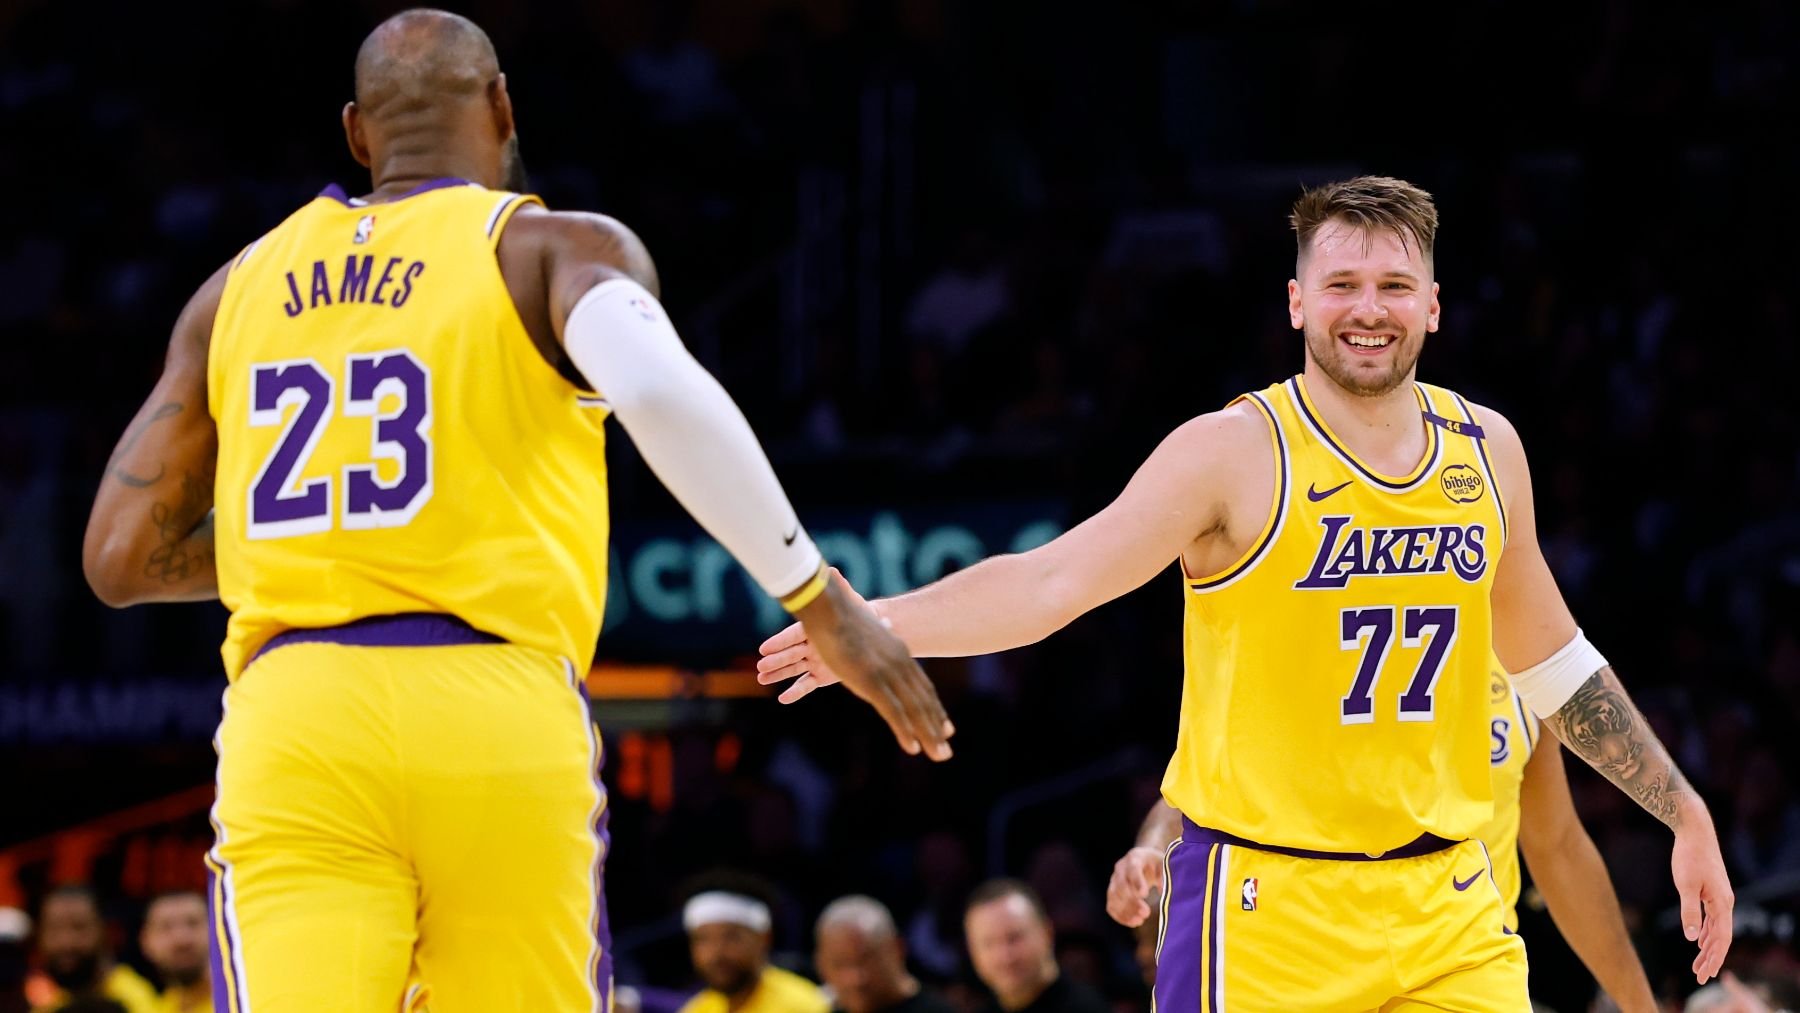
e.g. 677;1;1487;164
247;350;433;538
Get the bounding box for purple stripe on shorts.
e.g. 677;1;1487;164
1204;842;1223;1013
1152;839;1215;1013
252;612;505;665
596;798;614;1012
206;860;243;1013
1181;816;1456;862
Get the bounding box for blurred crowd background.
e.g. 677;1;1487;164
2;1;1798;1011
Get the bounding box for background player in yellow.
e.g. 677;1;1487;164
140;891;215;1013
29;886;159;1013
1105;661;1657;1012
677;890;830;1013
80;9;952;1013
758;176;1733;1010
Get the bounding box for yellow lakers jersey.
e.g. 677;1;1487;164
208;180;610;678
1164;375;1509;853
1474;662;1539;931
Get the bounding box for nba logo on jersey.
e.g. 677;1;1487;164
1241;878;1258;911
627;296;658;322
353;214;376;244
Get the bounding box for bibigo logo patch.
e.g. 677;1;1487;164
1440;464;1484;504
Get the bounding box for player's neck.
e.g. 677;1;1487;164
1299;360;1425;461
366;155;494;202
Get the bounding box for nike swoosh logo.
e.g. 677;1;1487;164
1452;871;1483;892
1307;480;1353;502
783;528;799;546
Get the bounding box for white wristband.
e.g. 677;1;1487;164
1509;629;1608;720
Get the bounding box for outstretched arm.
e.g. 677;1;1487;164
873;410;1255;657
532;216;953;759
83;263;226;607
1516;733;1657;1013
1481;403;1732;983
754;406;1262;702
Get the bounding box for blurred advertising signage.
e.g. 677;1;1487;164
599;502;1066;654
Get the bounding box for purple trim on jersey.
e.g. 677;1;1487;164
486;193;526;238
318;177;474;207
251;612;504;664
1181;816;1457;862
1422;410;1486;438
1191;391;1288;590
1288;376;1441;492
1450;392;1509;545
1152;839;1215;1013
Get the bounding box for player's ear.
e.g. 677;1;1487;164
1427;280;1441;333
489;73;516;143
343;101;372;169
1287;277;1304;330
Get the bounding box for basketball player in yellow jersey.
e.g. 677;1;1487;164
759;176;1733;1009
81;10;951;1013
1106;661;1658;1012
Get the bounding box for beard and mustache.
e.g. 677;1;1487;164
1303;321;1423;398
501;133;530;193
45;950;104;991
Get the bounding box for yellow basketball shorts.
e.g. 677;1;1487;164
1153;820;1527;1012
204;614;610;1013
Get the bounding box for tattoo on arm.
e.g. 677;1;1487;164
144;460;214;585
1542;666;1692;830
107;402;184;487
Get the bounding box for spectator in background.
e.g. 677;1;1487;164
29;887;155;1013
1683;971;1781;1012
49;1001;129;1013
137;893;210;1013
679;888;828;1013
814;896;952;1013
963;881;1106;1013
2;907;31;1013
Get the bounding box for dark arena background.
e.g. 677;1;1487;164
2;1;1798;1011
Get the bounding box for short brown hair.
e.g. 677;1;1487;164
964;878;1049;924
1290;176;1439;265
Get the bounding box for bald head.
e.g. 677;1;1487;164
343;9;524;193
355;9;498;118
815;897;914;1013
816;896;898;942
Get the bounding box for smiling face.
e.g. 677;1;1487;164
1288;218;1440;398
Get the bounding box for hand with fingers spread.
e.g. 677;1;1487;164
780;569;954;760
1672;810;1734;984
758;568;871;704
1105;847;1166;929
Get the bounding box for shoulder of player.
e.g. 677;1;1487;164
1461;399;1529;485
179;258;234;361
506;206;661;299
1162;401;1273;470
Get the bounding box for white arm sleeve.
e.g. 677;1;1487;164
1508;628;1609;720
563;278;823;599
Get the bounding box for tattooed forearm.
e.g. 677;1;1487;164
107;402;184;487
1542;666;1693;830
144;462;215;584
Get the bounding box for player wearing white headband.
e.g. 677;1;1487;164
680;890;828;1013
